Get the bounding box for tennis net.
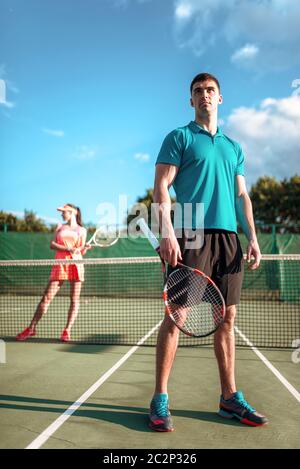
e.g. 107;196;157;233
0;255;299;348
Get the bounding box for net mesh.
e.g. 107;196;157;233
165;268;224;337
0;255;299;348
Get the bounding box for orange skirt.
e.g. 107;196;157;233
50;263;84;282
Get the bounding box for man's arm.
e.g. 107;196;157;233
235;175;261;270
153;163;182;267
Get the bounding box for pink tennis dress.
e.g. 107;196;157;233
50;225;85;282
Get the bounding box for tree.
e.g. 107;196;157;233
126;188;176;227
250;174;300;232
0;211;18;231
250;176;282;225
281;175;300;228
0;210;50;232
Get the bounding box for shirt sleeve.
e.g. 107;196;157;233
156;130;184;167
235;144;245;176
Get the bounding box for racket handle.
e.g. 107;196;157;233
136;218;160;252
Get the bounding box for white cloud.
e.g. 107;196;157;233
3;210;25;218
134;152;150;162
2;210;59;225
173;0;300;72
224;95;300;185
173;0;234;56
175;3;192;19
0;99;15;109
231;43;259;65
73;145;97;160
42;128;65;138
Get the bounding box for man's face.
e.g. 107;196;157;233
190;79;222;114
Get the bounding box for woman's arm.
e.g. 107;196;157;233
79;228;90;256
50;225;71;252
50;240;71;252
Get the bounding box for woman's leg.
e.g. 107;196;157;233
29;281;63;331
64;281;82;333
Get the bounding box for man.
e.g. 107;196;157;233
149;72;268;432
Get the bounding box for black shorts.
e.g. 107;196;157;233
168;229;244;306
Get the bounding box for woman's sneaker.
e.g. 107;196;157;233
16;327;36;341
60;329;71;342
219;391;268;426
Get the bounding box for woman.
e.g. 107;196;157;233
16;204;89;342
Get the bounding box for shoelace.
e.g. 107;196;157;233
236;397;255;413
152;399;169;417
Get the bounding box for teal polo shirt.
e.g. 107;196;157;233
156;121;245;232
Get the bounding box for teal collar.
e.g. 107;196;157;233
188;120;223;138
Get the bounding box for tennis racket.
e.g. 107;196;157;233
86;225;119;248
137;218;225;337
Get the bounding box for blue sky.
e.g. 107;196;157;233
1;0;300;225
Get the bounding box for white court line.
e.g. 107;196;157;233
26;320;163;449
25;321;300;448
235;326;300;403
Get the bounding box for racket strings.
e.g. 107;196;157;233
165;268;224;336
93;226;119;247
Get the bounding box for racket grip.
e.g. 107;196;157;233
137;218;160;251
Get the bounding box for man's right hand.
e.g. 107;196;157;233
159;234;182;267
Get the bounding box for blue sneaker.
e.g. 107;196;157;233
219;391;268;426
149;393;174;432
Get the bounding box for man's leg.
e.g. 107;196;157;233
215;304;269;426
214;304;237;400
155;315;180;394
149;316;179;432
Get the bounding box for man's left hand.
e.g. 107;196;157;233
246;239;261;270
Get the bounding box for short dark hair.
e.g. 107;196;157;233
190;73;221;95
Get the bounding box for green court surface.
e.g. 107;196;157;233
0;341;299;449
1;256;299;448
0;295;299;348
